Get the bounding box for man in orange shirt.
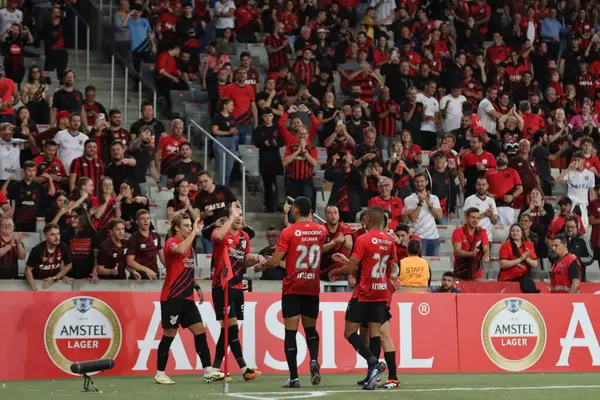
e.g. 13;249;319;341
519;100;545;140
0;65;18;124
155;119;187;187
222;68;257;145
155;44;188;113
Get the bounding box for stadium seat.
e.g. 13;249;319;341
149;203;167;220
492;226;510;241
424;256;452;271
422;151;430;167
18;256;27;277
36;217;45;232
490;241;502;257
19;232;41;249
151;187;174;202
438;239;454;256
195;254;212;278
437;225;457;239
316;147;328;164
155;219;171;236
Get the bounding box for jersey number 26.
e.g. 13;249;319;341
371;253;389;278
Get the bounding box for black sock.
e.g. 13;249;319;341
194;333;212;370
348;332;377;367
285;329;299;380
304;327;319;362
369;336;381;361
384;351;397;380
229;325;247;369
213;328;225;369
157;336;175;372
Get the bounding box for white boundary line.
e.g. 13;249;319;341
225;385;600;400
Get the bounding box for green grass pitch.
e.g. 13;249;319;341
2;373;600;400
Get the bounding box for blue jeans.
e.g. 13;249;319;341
201;236;213;254
421;238;440;257
214;135;237;185
436;216;448;225
237;124;253;146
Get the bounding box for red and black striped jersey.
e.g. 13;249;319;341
293;59;317;87
265;34;289;72
352;73;376;103
211;228;250;289
91;196;118;231
69;156;105;193
372;100;399;137
283;145;317;180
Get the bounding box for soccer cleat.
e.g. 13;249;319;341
309;360;321;386
281;378;301;388
362;361;387;390
154;374;175;385
382;379;401;389
243;368;261;381
204;369;225;383
357;375;380;386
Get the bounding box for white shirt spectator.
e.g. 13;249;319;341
416;92;439;133
440;93;466;133
371;0;396;26
477;98;497;135
214;0;236;30
565;169;595;206
0;7;23;34
463;194;497;240
0;138;26;180
54;129;89;172
404;193;441;239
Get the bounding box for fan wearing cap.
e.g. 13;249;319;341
35;110;69;148
0;64;18;124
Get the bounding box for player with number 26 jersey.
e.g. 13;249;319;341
353;230;397;303
277;221;328;296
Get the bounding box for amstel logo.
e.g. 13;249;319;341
44;297;122;375
481;298;547;372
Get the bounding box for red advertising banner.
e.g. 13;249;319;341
0;292;457;381
457;294;600;373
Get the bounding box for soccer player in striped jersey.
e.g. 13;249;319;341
154;214;225;385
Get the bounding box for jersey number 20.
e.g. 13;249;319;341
295;245;321;270
371;253;389;278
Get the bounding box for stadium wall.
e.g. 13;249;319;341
1;292;600;380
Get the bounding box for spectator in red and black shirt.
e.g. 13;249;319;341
0;216;25;279
282;127;318;208
62;207;102;280
293;47;318;87
69;139;105;193
6;161;55;232
104;141;138;194
368;177;404;230
90;108;131;165
127;209;165;280
240;52;259;92
33;139;68;191
96;219;136;280
372;86;400;148
166;141;203;190
178;50;200;83
24;223;72;290
348;63;384;104
50;70;86;129
155;44;188;111
429;151;458;224
353;127;382;171
176;3;203;58
82;86;107;128
234;0;260;43
324;152;363;223
221;68;258;144
156;119;186;187
166;178;201;221
252;109;284;212
265;22;290;72
41;6;68;85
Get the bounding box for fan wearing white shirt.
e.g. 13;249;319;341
403;172;443;256
463;177;498;240
415;80;440;150
53;114;89;173
0;2;23;34
214;0;235;34
556;151;596;228
477;87;502;137
0;122;35;181
440;87;466;133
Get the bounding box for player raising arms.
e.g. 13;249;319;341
155;214;225;385
211;203;263;381
261;196;328;388
330;206;398;390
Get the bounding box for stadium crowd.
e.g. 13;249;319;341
0;0;593;295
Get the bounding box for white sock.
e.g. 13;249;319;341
204;366;214;374
156;370;165;377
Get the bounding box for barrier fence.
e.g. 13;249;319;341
1;292;600;380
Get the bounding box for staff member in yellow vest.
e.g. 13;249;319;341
550;234;582;293
398;239;431;293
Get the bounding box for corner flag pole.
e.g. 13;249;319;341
223;284;229;394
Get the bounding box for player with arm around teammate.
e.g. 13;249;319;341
329;206;398;390
262;196;328;388
154;214;225;385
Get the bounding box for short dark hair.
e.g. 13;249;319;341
84;85;96;93
240;51;251;60
141;101;153;110
109;109;121;117
442;271;456;279
552;234;568;246
565;216;579;226
407;238;421;256
110;218;126;230
293;196;312;217
84;139;96;147
531;130;546;145
23;160;36;169
413;171;428;181
197;170;212;179
465;207;480;217
572;150;585;160
136;209;150;220
43;223;60;234
395;224;410;233
45;139;58;146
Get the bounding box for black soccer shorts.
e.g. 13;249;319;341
345;297;387;324
161;298;203;329
212;286;245;321
281;294;320;319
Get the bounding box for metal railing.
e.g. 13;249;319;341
64;1;90;83
109;47;158;123
285;196;325;223
189;120;246;215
